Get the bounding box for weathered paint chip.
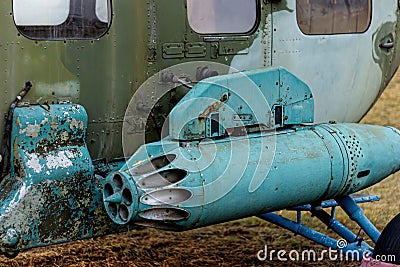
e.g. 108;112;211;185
26;153;44;174
46;151;74;170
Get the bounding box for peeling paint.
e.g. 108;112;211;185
69;118;84;130
60;131;70;142
18;118;49;138
50;121;58;131
26;153;44;174
0;104;128;253
46;151;74;170
21;124;41;138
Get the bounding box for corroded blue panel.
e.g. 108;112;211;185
0;104;130;253
169;67;314;140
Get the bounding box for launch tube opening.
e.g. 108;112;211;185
113;174;123;189
139;208;190;222
104;183;114;198
108;203;117;217
119;205;129;222
122;189;133;206
133;154;177;175
138;169;188;189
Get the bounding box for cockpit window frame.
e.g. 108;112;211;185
12;0;113;41
185;0;261;36
296;0;373;36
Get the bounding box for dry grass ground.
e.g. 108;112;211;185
2;72;400;266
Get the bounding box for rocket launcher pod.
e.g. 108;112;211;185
103;67;400;230
103;123;400;230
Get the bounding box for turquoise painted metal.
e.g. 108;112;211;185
0;67;398;257
103;123;400;230
0;104;131;253
259;194;382;260
0;0;400;259
102;68;400;230
10;104;91;178
169;67;314;140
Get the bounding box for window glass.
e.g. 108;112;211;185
296;0;372;35
14;0;70;26
95;0;110;23
13;0;112;40
187;0;257;34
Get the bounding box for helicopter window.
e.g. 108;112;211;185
296;0;372;35
13;0;70;26
13;0;111;40
186;0;257;34
96;0;109;23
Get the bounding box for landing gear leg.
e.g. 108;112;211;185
258;194;382;260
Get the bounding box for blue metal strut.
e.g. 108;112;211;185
335;195;380;243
